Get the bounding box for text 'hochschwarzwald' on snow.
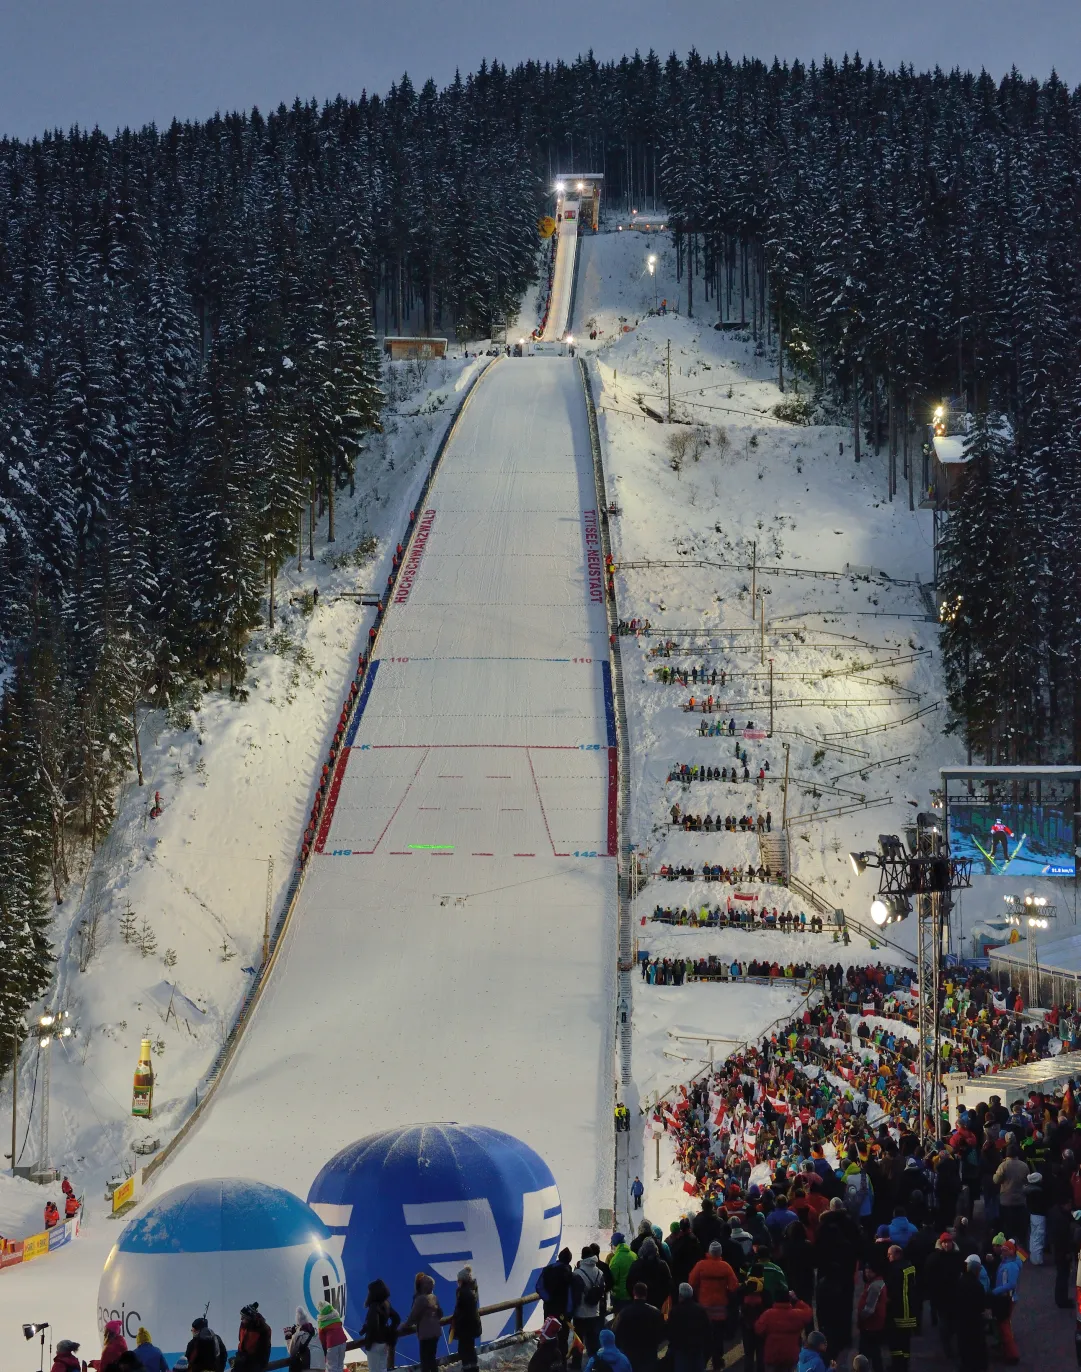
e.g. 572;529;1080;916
395;509;437;603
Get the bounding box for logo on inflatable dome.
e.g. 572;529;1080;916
308;1125;561;1342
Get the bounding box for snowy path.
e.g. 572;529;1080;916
160;358;618;1239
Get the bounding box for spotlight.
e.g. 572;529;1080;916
850;852;869;877
23;1323;48;1340
39;1014;54;1028
555;181;565;194
870;894;910;926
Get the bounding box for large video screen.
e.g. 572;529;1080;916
949;800;1075;877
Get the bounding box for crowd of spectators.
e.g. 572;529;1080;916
617;960;1081;1368
650;905;824;933
668;807;773;834
657;864;782;885
639;955;821;987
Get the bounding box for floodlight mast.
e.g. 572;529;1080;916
914;813;948;1144
863;815;971;1141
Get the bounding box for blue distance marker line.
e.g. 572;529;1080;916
345;660;381;746
601;661;617;749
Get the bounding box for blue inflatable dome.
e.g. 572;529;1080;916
308;1124;562;1343
100;1177;346;1367
118;1177;331;1253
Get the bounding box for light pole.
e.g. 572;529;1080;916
850;819;972;1141
648;255;657;311
36;1011;72;1182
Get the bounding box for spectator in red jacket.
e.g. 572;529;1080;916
753;1289;812;1372
689;1242;739;1369
90;1321;128;1371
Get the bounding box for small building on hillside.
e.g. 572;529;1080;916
383;337;448;361
921;431;971;510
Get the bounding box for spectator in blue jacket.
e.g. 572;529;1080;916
887;1207;919;1249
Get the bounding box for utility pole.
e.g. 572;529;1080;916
760;594;766;666
35;1012;70;1180
262;855;275;966
781;743;791;832
666;340;672;421
751;542;756;607
768;659;774;736
10;1031;17;1176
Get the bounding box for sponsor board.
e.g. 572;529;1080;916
112;1172;142;1215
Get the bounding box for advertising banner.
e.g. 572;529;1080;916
112;1173;141;1215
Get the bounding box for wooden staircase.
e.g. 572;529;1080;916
759;829;788;882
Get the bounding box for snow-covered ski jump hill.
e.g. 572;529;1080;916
162;358;617;1227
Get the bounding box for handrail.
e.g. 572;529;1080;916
785;871;916;965
263;1295;538;1372
141;362;492;1188
616;557;920;588
652;981;822;1106
580;355;629;1223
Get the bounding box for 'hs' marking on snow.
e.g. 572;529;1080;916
583;509;603;603
395;509;437;603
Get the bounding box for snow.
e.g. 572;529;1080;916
160;358;617;1250
0;350;493;1354
933;434;969;464
543;201;579;341
3;215;1070;1355
572;224;1069;1223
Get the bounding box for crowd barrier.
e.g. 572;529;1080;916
0;1212;81;1272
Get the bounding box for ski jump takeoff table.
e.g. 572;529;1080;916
167;359;617;1240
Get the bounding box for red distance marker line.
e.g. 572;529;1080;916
370;743;579;750
364;748;430;855
526;748;567;858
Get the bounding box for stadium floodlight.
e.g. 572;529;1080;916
555;180;565;193
577;181;585;191
39;1014;54;1028
870;894;909;926
878;833;906;860
849;851;878;876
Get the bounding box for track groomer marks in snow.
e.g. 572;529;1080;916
164;358;617;1241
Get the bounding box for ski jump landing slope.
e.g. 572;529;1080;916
165;358;617;1235
543;201;580;341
